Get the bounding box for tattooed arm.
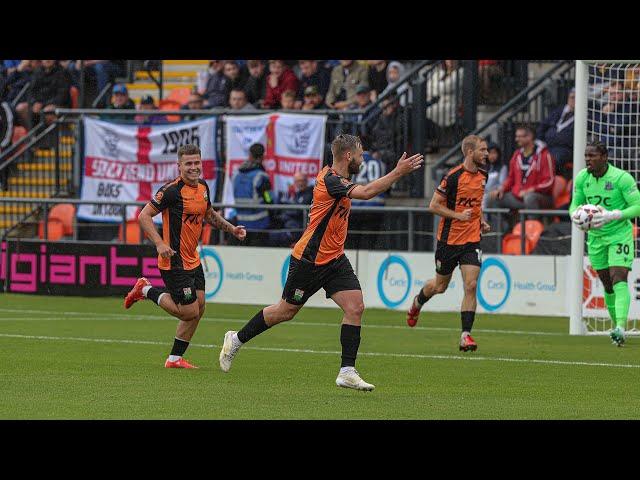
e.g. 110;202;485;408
205;206;246;241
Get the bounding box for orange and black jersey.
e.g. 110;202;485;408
292;166;357;265
435;164;487;245
149;177;211;271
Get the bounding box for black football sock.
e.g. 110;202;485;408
415;288;432;308
146;287;165;305
340;324;361;368
461;311;475;333
237;309;270;344
170;337;189;357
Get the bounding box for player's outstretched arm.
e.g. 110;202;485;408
205;206;246;241
429;189;471;221
350;152;423;200
138;204;175;258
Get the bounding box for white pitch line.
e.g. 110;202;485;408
0;332;638;370
0;308;564;336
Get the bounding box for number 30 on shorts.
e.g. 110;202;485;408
616;243;630;255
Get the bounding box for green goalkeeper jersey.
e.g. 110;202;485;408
569;164;640;240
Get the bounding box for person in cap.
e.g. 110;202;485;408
135;95;167;124
349;84;373;109
301;85;324;110
295;60;330;108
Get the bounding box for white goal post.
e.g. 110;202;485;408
570;60;640;335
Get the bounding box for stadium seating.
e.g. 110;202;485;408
37;204;75;240
118;220;142;244
38;219;64;241
502;220;544;255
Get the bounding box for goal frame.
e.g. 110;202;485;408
570;60;640;335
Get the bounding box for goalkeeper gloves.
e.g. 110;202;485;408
591;208;622;229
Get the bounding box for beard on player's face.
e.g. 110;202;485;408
347;156;361;175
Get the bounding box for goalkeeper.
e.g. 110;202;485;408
570;140;640;346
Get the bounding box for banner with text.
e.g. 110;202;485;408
222;113;326;215
78;117;217;223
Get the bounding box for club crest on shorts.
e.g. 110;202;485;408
436;259;442;271
183;288;193;300
293;289;304;301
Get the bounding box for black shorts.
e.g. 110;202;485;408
435;241;482;276
160;264;205;305
282;254;361;305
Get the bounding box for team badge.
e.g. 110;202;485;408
605;182;613;191
293;289;305;302
203;190;208;201
183;288;193;301
155;190;164;202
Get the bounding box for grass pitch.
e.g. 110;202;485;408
0;293;638;419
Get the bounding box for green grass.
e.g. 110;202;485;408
0;293;638;419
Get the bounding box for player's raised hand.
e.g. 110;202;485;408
234;225;247;241
394;152;424;175
457;209;473;222
157;243;176;258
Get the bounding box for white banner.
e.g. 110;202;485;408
222;113;326;216
79;117;217;223
201;246;571;317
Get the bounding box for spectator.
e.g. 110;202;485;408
231;143;273;246
325;60;369;110
271;171;314;246
425;60;464;128
349;84;373;110
482;142;507;210
280;89;297;110
369;94;407;173
229;88;256;111
537;87;575;180
201;60;227;108
134;95;167;124
103;83;135;122
295;60;330;109
15;60;71;129
263;60;299;109
489;125;555;214
301;85;325;110
244;60;267;108
367;60;389;101
0;60;40;105
478;60;503;103
180;92;204;120
223;60;247;105
379;61;410;107
69;60;117;96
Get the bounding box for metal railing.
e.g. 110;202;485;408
0;197;572;257
432;60;574;177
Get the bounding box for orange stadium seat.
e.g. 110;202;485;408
158;99;182;122
502;220;544;254
48;203;76;236
552;176;567;205
118;220;142;244
38;219;64;241
167;87;192;106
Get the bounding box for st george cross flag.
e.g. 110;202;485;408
78;117;217;223
222;113;326;217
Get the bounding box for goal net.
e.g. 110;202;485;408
571;61;640;335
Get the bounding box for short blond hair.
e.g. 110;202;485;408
461;135;485;156
331;134;362;158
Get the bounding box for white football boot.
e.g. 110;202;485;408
335;367;375;391
219;331;242;372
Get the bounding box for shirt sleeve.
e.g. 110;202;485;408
568;170;587;215
619;172;640;219
150;183;178;212
325;171;357;199
436;173;449;197
203;181;212;208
